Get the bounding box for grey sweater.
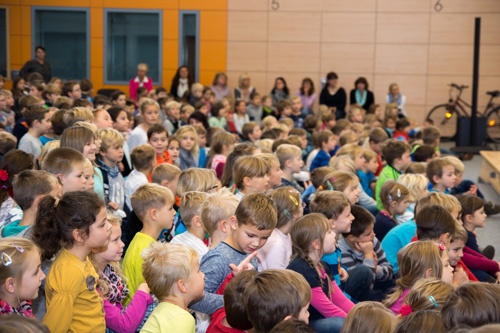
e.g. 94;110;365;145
189;241;258;315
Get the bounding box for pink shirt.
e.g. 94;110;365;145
390;289;410;315
129;76;153;101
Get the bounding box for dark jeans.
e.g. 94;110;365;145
341;265;373;302
342;265;395;302
451;179;485;199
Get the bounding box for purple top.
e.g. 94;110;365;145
296;90;317;110
211;85;231;102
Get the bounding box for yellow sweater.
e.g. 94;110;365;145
122;232;155;306
43;249;105;333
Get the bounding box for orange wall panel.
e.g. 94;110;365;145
21;0;89;7
20;36;31;63
10;36;22;67
89;0;103;8
90;8;103;38
102;0;176;9
163;10;178;40
2;0;21;5
90;38;103;68
199;70;218;86
179;0;226;11
9;6;21;36
200;11;226;41
90;67;104;88
20;5;30;36
199;41;226;72
162;40;179;70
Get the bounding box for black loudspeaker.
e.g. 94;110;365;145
456;116;487;147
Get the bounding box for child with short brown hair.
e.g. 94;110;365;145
191;193;277;316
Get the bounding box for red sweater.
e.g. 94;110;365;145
462;246;499;274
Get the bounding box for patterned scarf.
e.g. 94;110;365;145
97;158;120;178
0;299;33;317
179;148;197;170
100;264;129;304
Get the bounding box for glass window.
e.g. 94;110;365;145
179;11;199;82
33;8;89;80
105;11;161;84
0;8;7;78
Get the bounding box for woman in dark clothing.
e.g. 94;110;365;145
319;72;347;120
349;77;375;112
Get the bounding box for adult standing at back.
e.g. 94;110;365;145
129;63;153;101
210;72;231;102
20;45;52;83
319;72;347;119
170;65;193;100
349;77;374;112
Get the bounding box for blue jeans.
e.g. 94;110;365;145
310;316;345;333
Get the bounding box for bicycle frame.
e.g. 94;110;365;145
449;85;498;116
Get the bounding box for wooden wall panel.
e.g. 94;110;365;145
428;45;473;76
375;44;428;75
321;13;376;43
227;0;267;12
376;13;430;44
319;0;377;13
320;43;375;74
227;42;267;72
267;42;320;73
480;46;500;76
430;14;500;45
268;12;321;43
227;11;267;42
437;0;500;14
377;0;431;13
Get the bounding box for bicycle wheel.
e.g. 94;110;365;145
426;104;462;140
486;106;500;143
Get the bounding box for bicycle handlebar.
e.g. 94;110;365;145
450;83;469;90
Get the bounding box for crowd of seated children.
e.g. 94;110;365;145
2;72;500;333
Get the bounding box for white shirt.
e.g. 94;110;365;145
257;228;292;270
127;125;147;152
124;170;148;211
170;231;208;261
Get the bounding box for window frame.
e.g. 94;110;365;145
31;6;90;80
0;6;10;80
178;10;200;82
104;8;163;86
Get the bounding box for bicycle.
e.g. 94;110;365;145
426;83;500;142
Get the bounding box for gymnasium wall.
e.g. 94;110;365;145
226;0;500;123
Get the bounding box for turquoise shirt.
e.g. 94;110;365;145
2;220;28;238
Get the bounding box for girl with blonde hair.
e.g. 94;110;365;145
174;125;199;170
